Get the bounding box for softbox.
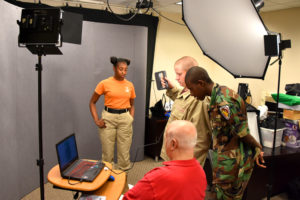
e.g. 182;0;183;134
182;0;271;79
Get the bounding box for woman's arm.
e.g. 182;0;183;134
89;92;106;128
129;98;135;118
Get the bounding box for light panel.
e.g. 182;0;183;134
182;0;270;79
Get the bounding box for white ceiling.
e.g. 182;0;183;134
108;0;300;13
18;0;300;13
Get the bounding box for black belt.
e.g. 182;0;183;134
105;106;129;114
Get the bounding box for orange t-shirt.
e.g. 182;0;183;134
95;77;136;109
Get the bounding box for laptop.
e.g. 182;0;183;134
56;133;104;182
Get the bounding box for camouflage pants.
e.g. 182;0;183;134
211;146;255;200
213;167;253;200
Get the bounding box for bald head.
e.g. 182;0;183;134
165;120;197;161
185;66;213;84
174;56;198;72
173;56;199;88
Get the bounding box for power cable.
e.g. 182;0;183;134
106;0;141;22
106;0;185;25
140;0;152;14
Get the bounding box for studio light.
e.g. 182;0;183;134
17;8;83;54
182;0;270;79
16;8;82;200
264;33;291;57
182;2;292;199
17;8;63;54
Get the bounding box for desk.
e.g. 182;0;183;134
48;162;112;192
48;162;127;200
86;170;127;200
246;146;300;199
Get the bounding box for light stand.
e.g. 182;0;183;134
264;34;291;200
37;48;45;200
266;54;282;200
30;46;62;200
17;8;63;200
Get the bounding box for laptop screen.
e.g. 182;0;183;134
56;134;79;172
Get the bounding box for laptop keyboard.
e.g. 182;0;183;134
82;162;105;180
68;161;96;178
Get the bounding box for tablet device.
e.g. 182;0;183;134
155;71;168;90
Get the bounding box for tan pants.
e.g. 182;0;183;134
98;110;133;171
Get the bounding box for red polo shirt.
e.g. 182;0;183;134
123;158;207;200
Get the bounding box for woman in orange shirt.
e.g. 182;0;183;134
89;57;136;171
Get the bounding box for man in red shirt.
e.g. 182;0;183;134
123;120;207;200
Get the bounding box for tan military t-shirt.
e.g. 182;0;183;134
160;87;212;166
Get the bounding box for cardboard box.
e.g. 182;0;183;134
283;109;300;120
282;119;300;148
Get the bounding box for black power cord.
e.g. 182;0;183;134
106;0;142;21
106;0;185;26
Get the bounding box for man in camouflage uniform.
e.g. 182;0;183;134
185;66;266;200
159;56;212;167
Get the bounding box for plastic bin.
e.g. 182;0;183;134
260;127;284;148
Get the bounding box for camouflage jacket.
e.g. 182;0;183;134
209;84;254;184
